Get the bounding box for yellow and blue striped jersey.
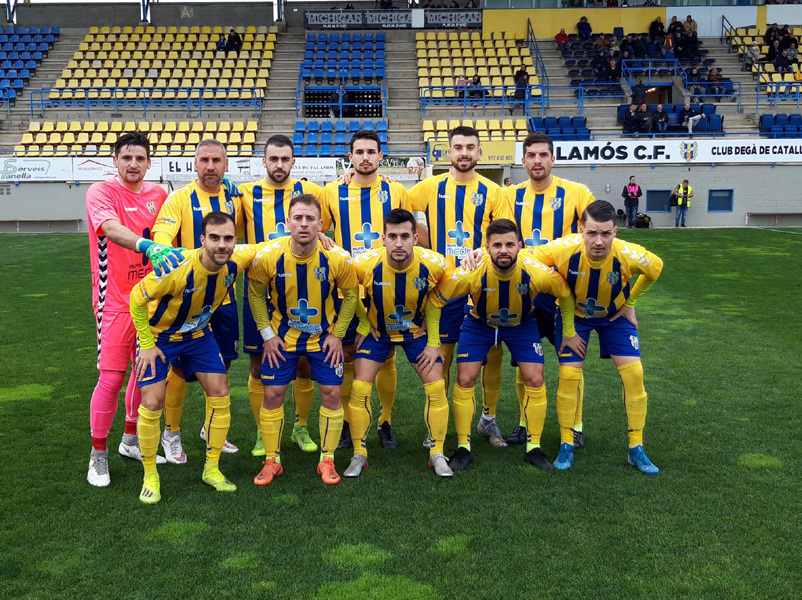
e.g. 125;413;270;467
131;244;258;344
248;236;358;352
353;246;447;342
505;176;595;247
320;178;410;259
152;179;244;249
530;236;663;319
432;254;570;328
408;172;509;269
239;177;322;244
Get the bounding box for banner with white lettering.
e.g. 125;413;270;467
303;10;482;30
248;157;338;183
515;139;802;165
0;157;73;181
73;156;163;181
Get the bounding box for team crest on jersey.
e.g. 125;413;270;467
314;267;328;281
146;201;156;215
549;197;562;211
225;199;235;215
335;362;344;377
470;193;485;206
516;283;529;295
607;271;620;285
413;277;428;291
533;343;543;356
680;141;698;162
291;189;303;199
224;273;236;288
630;335;640;350
377;190;390;204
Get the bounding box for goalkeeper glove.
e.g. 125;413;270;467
222;177;242;197
135;238;186;277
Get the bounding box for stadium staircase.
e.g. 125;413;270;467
383;30;426;154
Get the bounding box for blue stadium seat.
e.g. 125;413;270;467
576;127;590;141
362;121;374;131
775;114;789;128
321;122;333;133
557;116;572;130
760;114;774;131
708;114;723;132
529;117;544;131
572;116;586;129
293;144;303;155
770;125;784;138
701;103;715;117
307;33;316;43
335;132;347;144
304;145;317;157
377;120;388;132
293;132;304;144
378;132;388;143
784;125;798;138
335;121;347;132
380;144;388;154
546;128;562;141
334;144;346;155
308;121;320;133
544;116;558;130
349;120;360;131
789;113;802;127
321;132;332;144
319;144;332;156
307;132;319;145
377;33;386;42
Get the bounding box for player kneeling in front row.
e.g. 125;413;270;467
345;209;453;478
247;194;358;486
431;219;584;472
131;212;259;504
530;200;663;474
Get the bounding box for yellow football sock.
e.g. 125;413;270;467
618;361;647;448
556;366;583;445
137;405;162;477
481;345;503;419
376;355;397;425
163;369;187;432
204;395;231;470
340;361;354;424
424;380;449;455
259;406;284;461
293;377;314;427
441;343;455;395
574;371;585;431
248;375;263;426
319;405;344;458
515;369;526;427
452;384;475;450
523;385;547;452
348;379;373;457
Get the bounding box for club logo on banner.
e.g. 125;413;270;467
679;142;698;162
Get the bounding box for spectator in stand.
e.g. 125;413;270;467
685;31;700;59
456;74;469;97
652;103;669;134
510;68;528;115
621;176;642;228
684;15;698;36
344;2;355;8
679;102;703;137
674;34;691;61
216;34;228;53
767;39;782;62
633;34;649;58
468;74;483;106
330;83;350;118
687;67;705;101
775;49;792;73
380;0;395;8
622;34;636;57
577;16;592;41
787;42;799;64
620;0;630;7
781;33;798;51
595;34;610;52
449;1;460;7
556;28;570;52
436;0;447;7
779;24;790;37
609;36;621;57
620;49;632;63
744;43;761;70
592;50;609;78
605;58;621;81
630;78;648;105
668;16;684;37
465;0;479;7
607;0;619;7
765;23;781;44
649;16;665;46
707;68;725;101
637;103;652;135
643;0;656;6
623;104;640;134
227;29;243;55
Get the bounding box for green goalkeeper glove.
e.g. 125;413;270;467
222;177;242;197
135;239;186;277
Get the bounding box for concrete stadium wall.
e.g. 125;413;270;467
665;6;756;37
15;2;274;28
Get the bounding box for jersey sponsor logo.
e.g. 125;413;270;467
314;267;328;281
374;280;391;287
516;283;529;295
183;286;202;295
159;217;177;225
192;206;208;212
288;299;322;333
515;201;531;206
386;304;414;331
533;342;543;356
277;272;293;278
268;223;290;240
525;229;547;247
607;271;620;285
577;298;608;318
457;352;469;358
179;305;213;333
630;335;640;350
488;308;519;327
470;192;485;207
482;287;496;292
123;206;138;212
263;374;275;380
146;201;157;215
224;273;236;288
446;221;471;258
569;269;586;276
438;194;453;200
377;190;390;203
353;223;381;256
549;197;562;211
413;277;428;291
356;348;372;354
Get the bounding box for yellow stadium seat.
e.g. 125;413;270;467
448;119;460;130
20;133;33;145
216;132;228;144
422;120;434;132
436;120;448;132
77;132;90;145
229;132;242;145
49;133;62;144
488;120;501;131
34;131;47;143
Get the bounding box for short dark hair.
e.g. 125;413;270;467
582;200;617;225
350;130;381;154
629;175;636;180
384;208;417;233
114;131;150;158
264;134;294;156
288;193;321;218
522;132;554;156
202;211;235;234
485;218;519;241
448;125;480;143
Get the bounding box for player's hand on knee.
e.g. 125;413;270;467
559;335;587;359
322;335;344;368
460;248;484;270
262;337;287;369
417;345;443;375
136;347;165;381
610;305;637;327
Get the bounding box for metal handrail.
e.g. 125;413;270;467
526;18;549;109
757;82;802;111
419;84;543;117
30;86;264;118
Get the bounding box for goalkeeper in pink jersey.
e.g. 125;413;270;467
85;132;185;487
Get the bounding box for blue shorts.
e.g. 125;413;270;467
533;292;557;345
210;301;239;361
439;295;469;344
137;333;227;388
261;341;344;387
554;312;641;363
456;316;545;365
242;276;266;355
355;333;441;365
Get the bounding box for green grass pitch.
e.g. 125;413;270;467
1;228;801;599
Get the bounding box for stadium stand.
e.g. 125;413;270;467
14;120;259;156
759;113;802;138
616;103;724;133
0;25;61;106
422;117;530;142
293;119;388;157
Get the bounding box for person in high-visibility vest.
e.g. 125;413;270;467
673;180;693;228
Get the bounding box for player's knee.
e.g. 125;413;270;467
319;387;342;410
456;373;478;389
523;374;544;388
263;387;285;409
